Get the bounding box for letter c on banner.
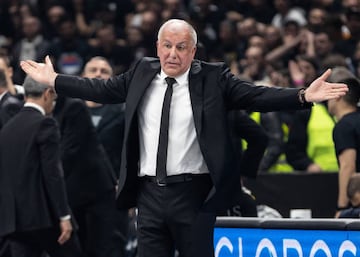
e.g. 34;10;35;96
256;238;278;257
283;239;303;257
215;237;233;257
309;240;331;257
339;240;356;257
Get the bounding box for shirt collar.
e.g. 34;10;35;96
160;68;190;85
24;102;46;116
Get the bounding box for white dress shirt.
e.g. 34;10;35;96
24;102;45;115
138;69;209;177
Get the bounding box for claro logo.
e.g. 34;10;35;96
215;237;357;257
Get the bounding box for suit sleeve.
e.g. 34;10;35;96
218;64;312;112
54;58;141;104
0;98;23;128
37;117;70;219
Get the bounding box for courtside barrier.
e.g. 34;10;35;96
214;217;360;257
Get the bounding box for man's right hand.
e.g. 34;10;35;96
58;219;73;245
20;55;58;87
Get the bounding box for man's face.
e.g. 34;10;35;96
350;191;360;207
83;59;113;79
157;22;196;77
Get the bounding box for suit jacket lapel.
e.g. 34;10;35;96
130;61;160;110
188;60;203;136
0;92;9;106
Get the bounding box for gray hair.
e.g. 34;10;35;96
157;19;197;47
23;75;50;97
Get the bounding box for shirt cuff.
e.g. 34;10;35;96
60;215;71;221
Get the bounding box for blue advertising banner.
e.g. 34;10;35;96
214;227;360;257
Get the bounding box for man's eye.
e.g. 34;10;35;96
177;45;187;51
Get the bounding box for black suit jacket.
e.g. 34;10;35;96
0;107;70;236
55;57;311;211
53;97;117;207
0;92;23;130
89;103;125;177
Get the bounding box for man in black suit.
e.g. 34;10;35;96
0;69;23;130
82;56;129;256
53;91;120;256
0;76;83;257
21;19;348;257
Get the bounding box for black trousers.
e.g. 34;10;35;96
1;227;84;257
136;174;215;257
71;190;129;257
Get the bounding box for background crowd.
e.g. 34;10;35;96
1;0;360;174
1;0;360;256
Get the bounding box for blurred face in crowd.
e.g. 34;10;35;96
350;191;360;207
314;32;333;57
22;16;41;40
248;35;266;50
297;59;318;85
157;20;196;77
0;57;13;80
308;8;326;27
245;46;264;67
264;26;282;50
83;58;113;80
47;5;65;25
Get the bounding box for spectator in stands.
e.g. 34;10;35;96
338;174;360;218
161;0;189;21
0;76;83;257
334;7;360;58
11;16;50;85
0;54;22;96
307;7;328;33
82;56;129;256
271;0;307;29
286;55;338;172
326;67;360;216
238;45;270;84
43;4;66;40
53;92;119;256
124;25;147;64
48;15;94;75
0;69;23;130
313;30;336;68
92;24;133;75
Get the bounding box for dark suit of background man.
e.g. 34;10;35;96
53;93;119;257
20;19;348;257
83;56;129;257
0;76;83;257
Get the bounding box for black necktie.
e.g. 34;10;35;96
156;77;176;183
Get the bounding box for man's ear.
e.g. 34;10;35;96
43;88;51;101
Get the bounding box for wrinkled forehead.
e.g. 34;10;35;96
158;19;197;46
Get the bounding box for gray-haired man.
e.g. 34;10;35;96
0;76;84;257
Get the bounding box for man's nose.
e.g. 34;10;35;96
169;47;177;58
